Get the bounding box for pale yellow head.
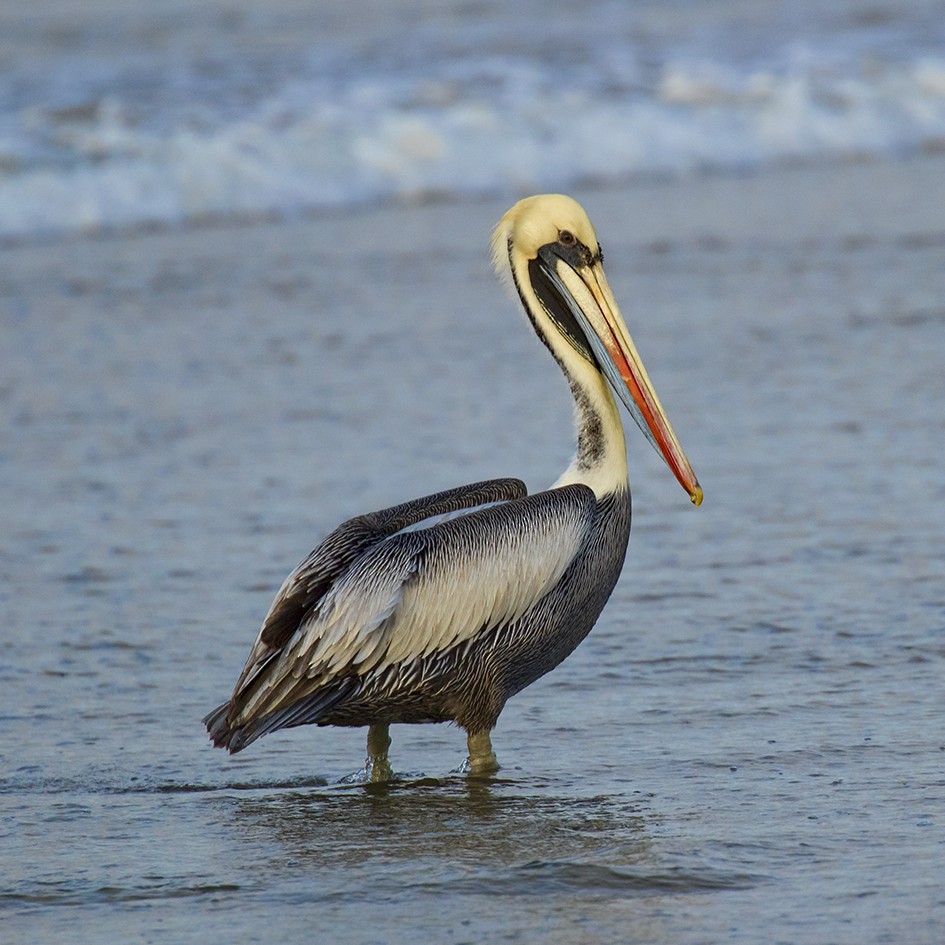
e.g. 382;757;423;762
491;194;602;290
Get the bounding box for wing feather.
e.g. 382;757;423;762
230;485;596;728
228;478;526;700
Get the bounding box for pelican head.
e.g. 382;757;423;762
493;194;702;505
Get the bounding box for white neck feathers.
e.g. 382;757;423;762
497;236;630;499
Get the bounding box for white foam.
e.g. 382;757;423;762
2;50;945;239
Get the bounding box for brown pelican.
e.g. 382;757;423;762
204;194;701;780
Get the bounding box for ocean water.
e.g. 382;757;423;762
2;0;945;238
3;156;945;941
2;4;945;944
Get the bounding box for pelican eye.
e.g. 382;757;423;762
558;229;577;247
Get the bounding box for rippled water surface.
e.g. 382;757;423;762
3;152;945;942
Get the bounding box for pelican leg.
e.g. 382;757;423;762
365;722;393;782
465;729;500;775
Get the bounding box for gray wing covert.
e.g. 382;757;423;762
226;478;527;706
230;484;596;728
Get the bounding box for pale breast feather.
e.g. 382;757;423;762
283;484;596;681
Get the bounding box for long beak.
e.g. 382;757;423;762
545;255;703;506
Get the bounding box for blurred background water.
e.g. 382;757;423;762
2;0;945;238
1;2;944;944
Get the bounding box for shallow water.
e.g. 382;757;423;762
2;155;945;942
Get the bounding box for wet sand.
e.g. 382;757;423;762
2;154;945;943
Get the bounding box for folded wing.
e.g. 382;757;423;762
209;481;596;748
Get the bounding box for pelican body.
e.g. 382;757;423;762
204;195;701;778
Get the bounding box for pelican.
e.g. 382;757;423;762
204;194;701;779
